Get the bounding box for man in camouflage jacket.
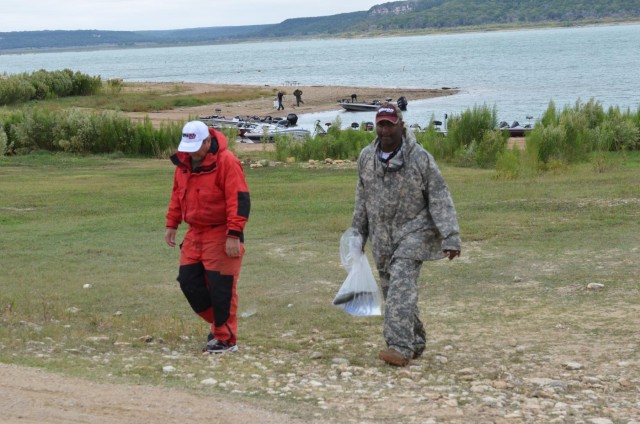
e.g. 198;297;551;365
352;103;461;366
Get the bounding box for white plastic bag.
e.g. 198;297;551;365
333;228;382;316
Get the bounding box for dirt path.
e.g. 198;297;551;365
0;363;312;424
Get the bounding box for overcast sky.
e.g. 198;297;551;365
0;1;384;32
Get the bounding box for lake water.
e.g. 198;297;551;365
1;24;639;130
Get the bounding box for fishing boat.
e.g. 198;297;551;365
498;119;533;137
337;96;408;112
198;115;245;128
242;123;310;143
199;113;304;141
338;100;382;112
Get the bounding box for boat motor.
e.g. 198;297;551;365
397;96;408;111
286;113;298;126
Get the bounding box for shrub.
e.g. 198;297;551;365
526;125;565;165
540;100;558;127
604;108;640;151
577;98;606;129
29;69;74;99
275;117;375;162
0;76;36;105
3;107;180;157
416;127;449;160
447;103;498;155
71;70;102;96
106;78;124;95
494;148;521;179
0;123;7;154
557;110;590;162
453;140;478;168
12;108;57;151
476;129;508;168
52;110;92;152
0;70;101;105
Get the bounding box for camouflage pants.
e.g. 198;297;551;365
377;257;426;359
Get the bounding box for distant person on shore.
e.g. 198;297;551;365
350;103;461;367
277;91;285;110
293;88;304;106
165;121;251;354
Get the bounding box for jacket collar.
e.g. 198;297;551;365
373;131;417;173
170;128;227;171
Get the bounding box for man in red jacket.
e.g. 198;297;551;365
165;120;250;354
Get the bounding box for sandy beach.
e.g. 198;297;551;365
124;82;459;127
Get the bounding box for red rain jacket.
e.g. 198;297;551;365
166;128;250;239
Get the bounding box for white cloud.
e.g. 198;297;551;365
0;0;382;31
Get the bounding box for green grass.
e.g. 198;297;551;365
25;82;273;113
1;151;639;419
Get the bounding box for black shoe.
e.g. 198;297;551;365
201;332;215;352
204;338;238;354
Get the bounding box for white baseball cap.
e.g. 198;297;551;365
178;121;210;152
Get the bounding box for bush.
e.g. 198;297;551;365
0;70;102;106
416;127;449;160
526;125;565;165
524;99;640;171
12;108;57;151
70;70;102;96
52;110;92;152
275;117;375;162
604;108;640;151
106;78;124;95
557;110;590;162
0;76;36;105
453;140;478;167
0;123;7;154
447;103;498;155
476;129;508;168
29;69;74;100
3;107;181;157
494;148;521;179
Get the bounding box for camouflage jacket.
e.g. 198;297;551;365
351;130;461;262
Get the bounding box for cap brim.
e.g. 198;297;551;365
177;140;203;153
375;117;399;124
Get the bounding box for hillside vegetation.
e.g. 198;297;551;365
1;0;639;52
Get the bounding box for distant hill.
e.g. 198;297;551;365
2;0;639;52
262;0;640;37
0;26;273;52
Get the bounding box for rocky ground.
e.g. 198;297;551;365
2;321;639;424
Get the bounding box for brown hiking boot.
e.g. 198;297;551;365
378;348;410;367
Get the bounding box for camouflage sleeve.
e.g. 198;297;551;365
424;154;461;251
351;150;369;245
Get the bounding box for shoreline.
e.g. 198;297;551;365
124;82;459;128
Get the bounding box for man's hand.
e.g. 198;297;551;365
165;228;177;247
225;237;241;257
444;249;460;261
